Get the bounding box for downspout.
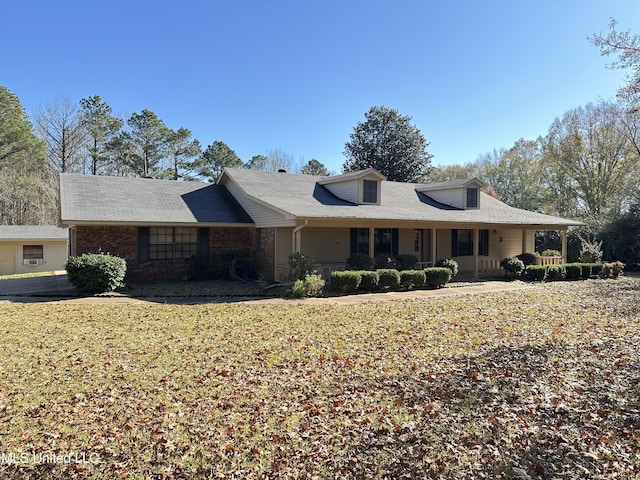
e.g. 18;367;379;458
292;220;308;254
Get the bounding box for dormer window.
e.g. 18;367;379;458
466;187;479;208
363;179;378;203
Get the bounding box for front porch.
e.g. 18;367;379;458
273;222;569;282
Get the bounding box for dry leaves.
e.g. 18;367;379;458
0;277;639;479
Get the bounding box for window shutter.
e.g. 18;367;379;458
452;229;458;257
350;228;357;255
138;227;150;263
198;228;209;257
392;228;399;257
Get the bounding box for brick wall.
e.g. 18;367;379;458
75;225;267;283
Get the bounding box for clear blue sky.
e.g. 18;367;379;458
2;0;638;172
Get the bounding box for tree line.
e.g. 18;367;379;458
1;18;638;264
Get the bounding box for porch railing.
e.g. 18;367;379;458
538;256;563;266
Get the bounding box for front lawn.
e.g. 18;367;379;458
0;279;638;479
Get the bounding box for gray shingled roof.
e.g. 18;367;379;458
0;225;68;241
59;174;253;225
222;168;584;227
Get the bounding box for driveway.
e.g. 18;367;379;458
0;271;73;296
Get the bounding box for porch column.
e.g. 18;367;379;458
561;229;567;264
473;228;479;277
431;228;437;264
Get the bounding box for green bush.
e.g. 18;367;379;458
396;254;418;271
358;271;379;291
424;267;452;288
579;263;592;279
330;271;361;293
345;253;374;271
517;252;538;266
435;258;458;278
591;263;603;277
287;273;325;298
377;269;400;289
65;253;126;294
541;249;561;257
374;254;397;270
545;265;565;281
526;265;547;281
288;252;314;280
564;263;582;280
500;257;525;276
400;270;426;289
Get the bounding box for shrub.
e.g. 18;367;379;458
289;252;314;280
377;269;400;289
65;253;126;294
185;255;210;280
330;271;361;293
564;263;582;280
591;263;603;277
287;273;325;298
424;267;452;288
396;254;418;271
579;237;603;264
579;263;592;279
500;257;525;276
435;258;458;278
545;265;565;281
358;271;379;291
400;270;426;289
374;254;397;270
526;265;547;281
602;261;625;279
516;252;538;266
541;249;561;257
345;253;374;271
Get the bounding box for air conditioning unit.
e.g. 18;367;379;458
23;258;44;266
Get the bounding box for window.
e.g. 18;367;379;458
452;229;473;256
350;228;370;255
149;227;198;260
374;228;398;257
23;245;44;265
467;187;479;208
363;180;378;203
452;229;490;256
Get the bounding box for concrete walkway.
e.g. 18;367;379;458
0;272;532;305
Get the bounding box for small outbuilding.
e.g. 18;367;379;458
0;225;69;275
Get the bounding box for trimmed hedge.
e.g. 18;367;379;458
424;267;452;288
400;270;426;289
545;265;565;281
65;253;126;294
526;265;547;281
330;271;361;293
377;269;401;289
359;271;380;291
564;263;582;280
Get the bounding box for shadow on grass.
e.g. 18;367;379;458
332;341;640;479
